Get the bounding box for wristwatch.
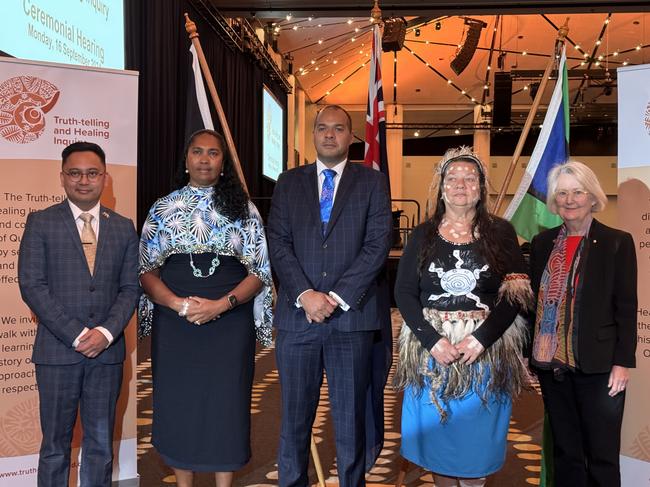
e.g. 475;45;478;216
226;294;238;310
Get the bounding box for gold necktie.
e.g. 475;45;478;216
79;213;97;275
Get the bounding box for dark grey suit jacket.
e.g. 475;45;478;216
267;162;392;333
18;200;140;365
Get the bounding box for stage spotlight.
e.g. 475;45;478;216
415;28;421;37
435;21;442;30
450;18;487;75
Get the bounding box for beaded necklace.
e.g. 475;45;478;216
186;185;220;278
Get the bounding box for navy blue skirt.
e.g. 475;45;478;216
151;253;255;471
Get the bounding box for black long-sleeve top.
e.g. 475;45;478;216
395;218;527;351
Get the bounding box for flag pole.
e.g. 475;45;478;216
492;19;569;215
184;13;249;194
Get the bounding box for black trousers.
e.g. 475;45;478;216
537;369;625;487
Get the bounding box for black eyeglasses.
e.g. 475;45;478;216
62;170;105;182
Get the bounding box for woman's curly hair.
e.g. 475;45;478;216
417;146;510;276
176;129;250;221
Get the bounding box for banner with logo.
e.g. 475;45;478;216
617;63;650;486
0;57;138;485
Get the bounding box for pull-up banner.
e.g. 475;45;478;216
0;56;138;486
618;62;650;487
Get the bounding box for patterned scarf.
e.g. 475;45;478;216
532;225;586;370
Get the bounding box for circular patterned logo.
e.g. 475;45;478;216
440;268;477;295
0;76;60;144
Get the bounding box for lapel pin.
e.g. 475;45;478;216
102;211;110;219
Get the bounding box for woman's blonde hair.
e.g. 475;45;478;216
546;160;607;214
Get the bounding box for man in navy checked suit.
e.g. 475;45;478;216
18;142;139;487
268;105;392;487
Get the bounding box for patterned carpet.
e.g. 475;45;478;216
136;310;544;486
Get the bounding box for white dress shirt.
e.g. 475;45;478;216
68;200;114;348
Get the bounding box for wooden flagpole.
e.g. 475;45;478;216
184;13;249;194
492;19;569;215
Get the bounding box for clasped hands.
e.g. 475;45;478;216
177;296;228;326
76;329;109;358
299;290;339;323
431;336;485;366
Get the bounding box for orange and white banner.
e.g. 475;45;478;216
0;56;138;485
618;62;650;486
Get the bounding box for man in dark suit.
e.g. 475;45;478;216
267;105;392;487
18;141;139;487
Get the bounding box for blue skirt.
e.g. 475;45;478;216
400;383;512;477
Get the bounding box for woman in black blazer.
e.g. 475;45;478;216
529;160;637;487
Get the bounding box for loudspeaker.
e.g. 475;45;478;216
382;18;407;52
493;72;512;127
450;19;486;75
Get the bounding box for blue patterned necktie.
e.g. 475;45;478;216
319;169;336;232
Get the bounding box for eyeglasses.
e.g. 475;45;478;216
62;170;105;182
555;189;589;200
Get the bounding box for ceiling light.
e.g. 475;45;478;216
414;131;420;137
286;14;292;21
454;128;460;134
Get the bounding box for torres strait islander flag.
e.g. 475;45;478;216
503;45;568;241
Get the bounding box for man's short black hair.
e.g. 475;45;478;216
61;142;106;167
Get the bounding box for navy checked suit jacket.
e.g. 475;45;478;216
267;162;392;332
18;201;140;365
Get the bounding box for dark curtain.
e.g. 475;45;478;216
125;0;286;228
